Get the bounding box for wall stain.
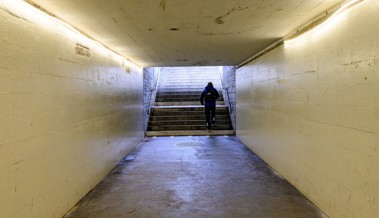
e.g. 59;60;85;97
342;60;362;66
75;44;91;57
192;61;209;66
160;0;166;11
215;17;225;24
215;5;249;24
292;70;316;75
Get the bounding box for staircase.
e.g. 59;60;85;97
146;67;234;136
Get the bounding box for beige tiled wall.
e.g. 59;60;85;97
0;3;144;218
236;0;379;218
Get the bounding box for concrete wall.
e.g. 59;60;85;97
0;3;144;218
236;1;378;218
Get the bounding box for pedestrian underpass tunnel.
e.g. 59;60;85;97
0;1;378;218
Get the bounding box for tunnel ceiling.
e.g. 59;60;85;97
28;0;344;67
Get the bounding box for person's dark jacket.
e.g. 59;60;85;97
200;84;219;107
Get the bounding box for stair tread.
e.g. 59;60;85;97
150;113;228;118
146;130;235;136
148;123;231;126
151;105;227;108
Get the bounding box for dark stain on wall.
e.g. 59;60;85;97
160;0;166;11
215;17;225;24
176;59;188;62
215;5;249;24
75;44;91;57
192;61;209;66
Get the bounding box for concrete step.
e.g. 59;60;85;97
146;130;235;136
157;86;221;89
159;73;219;76
159;74;219;77
158;85;221;88
151;105;229;116
151;111;230;116
158;77;221;81
151;105;227;110
159;79;221;82
147;124;233;131
159;83;220;87
157;88;205;92
159;82;220;85
160;70;219;74
148;120;231;126
159;80;221;83
159;76;220;79
155;95;223;100
156;97;224;101
160;78;219;80
160;72;219;74
154;101;225;106
149;115;231;121
159;87;220;90
157;92;223;96
158;85;220;88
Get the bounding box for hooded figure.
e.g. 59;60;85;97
200;82;220;130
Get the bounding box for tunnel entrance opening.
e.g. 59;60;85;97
143;66;236;137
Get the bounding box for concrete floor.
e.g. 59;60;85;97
64;136;325;218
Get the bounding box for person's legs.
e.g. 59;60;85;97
204;106;211;129
211;105;216;124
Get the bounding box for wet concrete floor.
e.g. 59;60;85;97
65;136;325;218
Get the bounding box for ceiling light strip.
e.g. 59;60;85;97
285;0;365;44
5;0;141;70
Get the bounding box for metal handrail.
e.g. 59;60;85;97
224;87;234;114
218;69;234;115
146;88;154;115
145;68;161;115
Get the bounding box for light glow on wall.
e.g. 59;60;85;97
285;0;366;45
0;0;142;71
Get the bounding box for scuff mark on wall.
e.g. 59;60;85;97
58;58;81;64
0;7;29;22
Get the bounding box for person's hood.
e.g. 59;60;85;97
204;85;213;91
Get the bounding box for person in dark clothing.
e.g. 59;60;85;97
200;82;220;130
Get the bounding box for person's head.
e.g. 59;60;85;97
207;82;213;87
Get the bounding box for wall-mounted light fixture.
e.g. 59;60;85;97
0;0;141;71
285;0;366;44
